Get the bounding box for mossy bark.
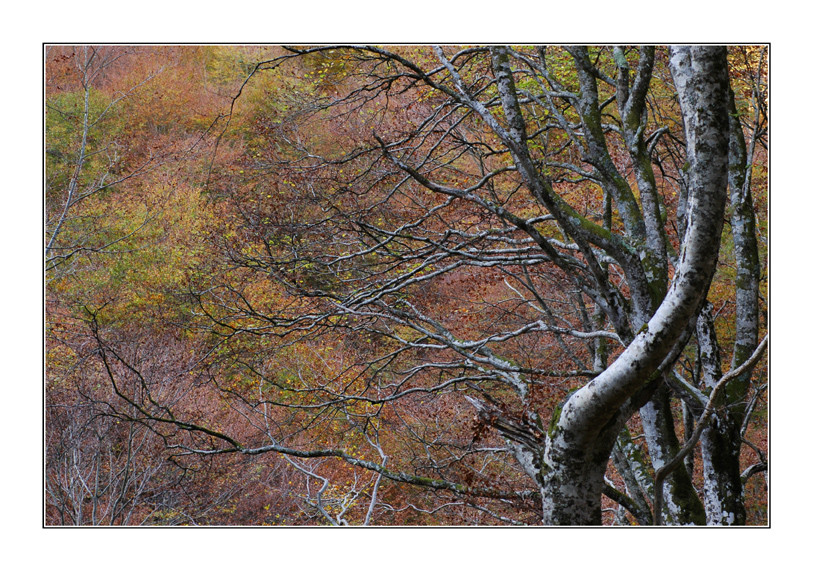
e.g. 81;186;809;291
696;82;763;525
540;46;730;526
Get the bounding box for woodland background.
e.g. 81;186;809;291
44;44;768;527
12;1;809;565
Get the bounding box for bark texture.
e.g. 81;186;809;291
696;72;764;526
542;46;731;525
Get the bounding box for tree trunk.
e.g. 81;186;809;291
541;46;731;525
701;415;746;524
697;78;764;525
640;386;706;524
542;421;618;525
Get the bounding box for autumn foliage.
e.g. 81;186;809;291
45;45;767;526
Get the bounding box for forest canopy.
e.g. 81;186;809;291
45;44;768;526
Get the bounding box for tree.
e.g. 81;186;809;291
46;46;155;276
44;45;292;526
51;44;768;525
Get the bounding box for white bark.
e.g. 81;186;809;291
542;46;731;525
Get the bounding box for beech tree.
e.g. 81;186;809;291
61;44;768;525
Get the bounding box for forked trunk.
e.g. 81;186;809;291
540;46;731;525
